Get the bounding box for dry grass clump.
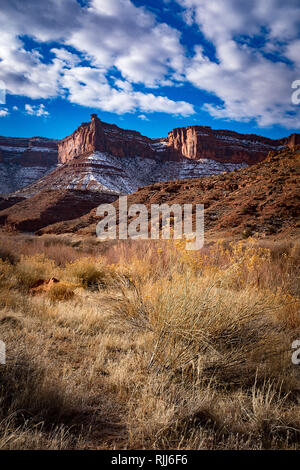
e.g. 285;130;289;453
0;234;114;267
107;237;300;448
64;257;108;289
0;326;82;449
0;259;14;288
47;282;76;302
0;234;299;449
63;257;123;290
125;275;293;386
15;254;58;291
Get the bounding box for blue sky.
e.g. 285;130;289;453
0;0;299;140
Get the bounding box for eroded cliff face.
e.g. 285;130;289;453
58;114;293;166
286;133;300;149
167;126;285;164
58;114;168;164
0;136;58;194
37;146;300;238
0;136;58;166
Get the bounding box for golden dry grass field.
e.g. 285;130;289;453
0;234;299;449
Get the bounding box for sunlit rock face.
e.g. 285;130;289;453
58;114;168;164
167;126;287;164
58;114;288;166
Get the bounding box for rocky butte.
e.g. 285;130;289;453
58;114;166;163
58;113;296;165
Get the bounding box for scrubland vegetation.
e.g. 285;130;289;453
0;234;299;449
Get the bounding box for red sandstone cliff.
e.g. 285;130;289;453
58;114;297;166
58;114;167;164
2;115;299;197
167;126;285;164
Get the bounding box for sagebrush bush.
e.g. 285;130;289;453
64;257;112;289
15;254;58;291
47;282;75;302
115;272;296;389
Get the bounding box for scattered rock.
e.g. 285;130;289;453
29;278;60;295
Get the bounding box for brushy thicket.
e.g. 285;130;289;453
0;234;299;449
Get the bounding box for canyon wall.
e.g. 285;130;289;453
167;126;285;164
58;114;168;164
286;133;300;149
58;114;295;166
0;136;58;194
0;136;58;166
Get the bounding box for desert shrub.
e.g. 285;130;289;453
47;282;76;302
64;257;112;289
242;227;253;238
0;259;16;290
15;254;58;291
0;245;18;264
115;272;296;391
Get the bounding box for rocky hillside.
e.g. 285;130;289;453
0;136;58;194
0;189;117;232
14;150;247;199
36;146;300;239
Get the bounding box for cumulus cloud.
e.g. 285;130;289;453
0;31;63;99
177;0;300;127
25;103;49;117
0;108;9;117
0;0;194;116
68;0;186;87
0;0;299;126
62;66;194;115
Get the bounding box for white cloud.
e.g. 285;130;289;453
138;114;149;121
0;0;194;117
0;0;81;42
0;31;63;99
68;0;186;87
177;0;300;127
50;48;81;68
0;108;9;117
62;66;194;115
25;103;49;117
285;40;300;68
0;0;299;126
